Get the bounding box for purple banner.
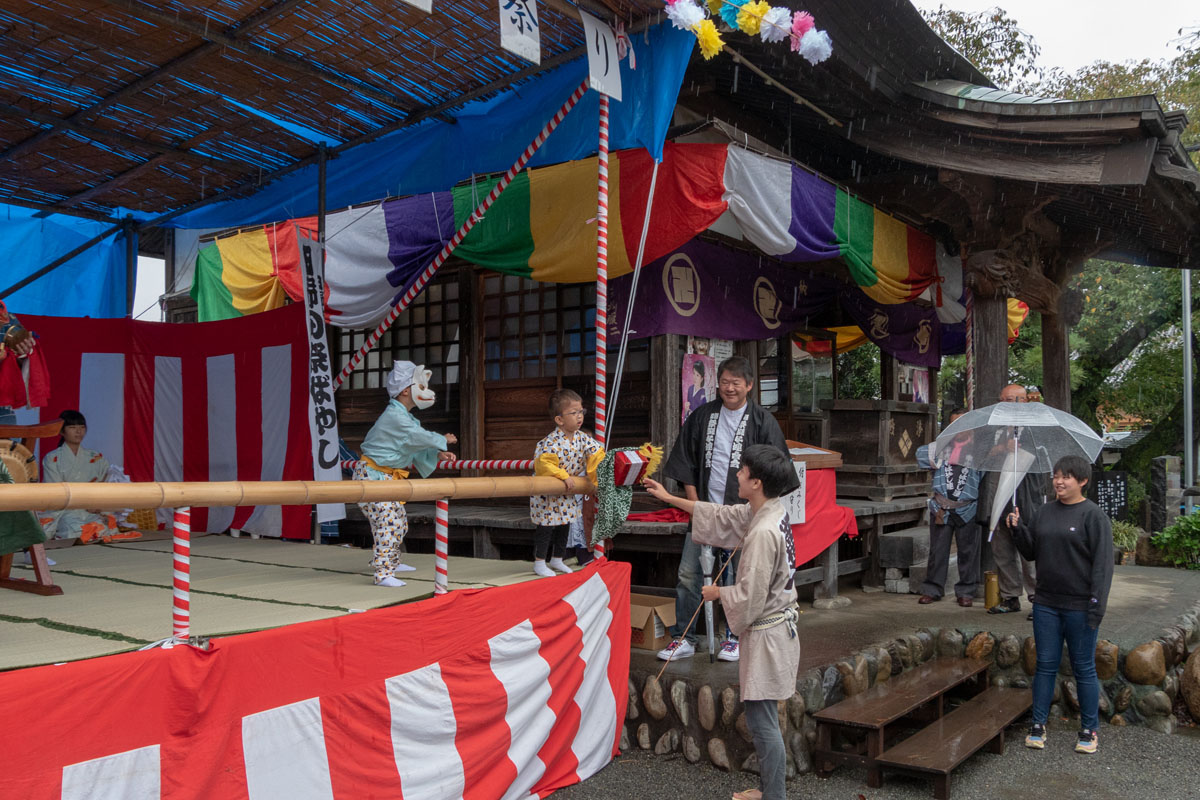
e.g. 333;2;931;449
608;239;839;341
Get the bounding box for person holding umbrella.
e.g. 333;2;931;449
979;384;1047;618
1007;455;1113;754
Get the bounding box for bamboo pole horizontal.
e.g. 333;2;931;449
0;476;594;513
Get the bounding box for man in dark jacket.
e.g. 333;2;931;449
656;355;789;663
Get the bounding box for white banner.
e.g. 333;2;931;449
579;12;621;100
298;229;345;524
499;0;541;64
400;0;432;11
783;460;807;524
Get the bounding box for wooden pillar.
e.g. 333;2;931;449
972;295;1009;408
1041;312;1070;411
459;267;484;461
880;354;898;401
650;334;682;471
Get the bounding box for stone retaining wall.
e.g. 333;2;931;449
624;600;1200;775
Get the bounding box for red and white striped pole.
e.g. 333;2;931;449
334;79;591;389
434;498;450;594
172;507;191;641
593;92;610;560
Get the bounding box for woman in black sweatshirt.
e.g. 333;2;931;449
1008;454;1113;755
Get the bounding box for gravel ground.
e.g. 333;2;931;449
556;720;1200;800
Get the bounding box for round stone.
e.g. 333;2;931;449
637;723;651;749
874;648;893;684
1110;714;1127;727
1022;636;1038;675
888;638;910;671
996;635;1021;668
836;656;869;697
707;738;731;771
698;685;716;731
965;631;995;661
1094;640;1119;681
1124;641;1167;685
1181;649;1200;721
683;735;701;763
1147;715;1177;735
915;630;936;661
670;680;690;727
799;670;824;712
643;676;668;720
789;732;813;774
720;687;738;727
741;753;760;775
822;665;845;706
938;629;964;659
1098;690;1112;718
1063;679;1079;711
735;712;753;742
1158;628;1186;668
620;725;631;751
1163;673;1178;701
654;729;680;755
1113;684;1133;712
787;691;806;729
1136;689;1172;718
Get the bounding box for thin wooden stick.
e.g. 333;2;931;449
654;542;742;683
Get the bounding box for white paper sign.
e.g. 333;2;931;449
578;12;621;100
298;229;345;524
400;0;432;12
782;460;807;525
499;0;541;64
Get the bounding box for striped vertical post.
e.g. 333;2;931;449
334;78;591;389
965;289;975;411
593;91;610;560
172;507;191;641
434;498;450;594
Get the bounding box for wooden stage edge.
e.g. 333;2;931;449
0;534;547;673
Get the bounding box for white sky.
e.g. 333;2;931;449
914;0;1197;73
132;1;1199;320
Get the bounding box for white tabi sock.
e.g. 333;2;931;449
375;576;407;587
547;557;573;574
393;563;417;572
533;560;556;578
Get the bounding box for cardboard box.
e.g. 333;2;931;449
629;593;676;651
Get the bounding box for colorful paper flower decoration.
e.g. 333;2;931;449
664;0;833;65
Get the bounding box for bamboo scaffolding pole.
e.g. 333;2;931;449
0;476;595;513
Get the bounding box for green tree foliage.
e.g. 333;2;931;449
922;5;1042;90
837;345;880;400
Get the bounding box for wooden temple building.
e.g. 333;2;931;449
2;1;1198;591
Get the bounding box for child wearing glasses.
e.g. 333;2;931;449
529;389;604;577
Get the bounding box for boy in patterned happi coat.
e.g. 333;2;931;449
355;361;456;587
529;389;604;577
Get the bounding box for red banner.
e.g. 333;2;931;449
0;562;631;799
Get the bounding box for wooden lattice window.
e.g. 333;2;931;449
482;274;649;381
336;274;461;411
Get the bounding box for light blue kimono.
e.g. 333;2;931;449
360;399;447;478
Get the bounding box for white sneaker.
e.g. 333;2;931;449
393;563;417;573
656;639;695;661
717;639;740;662
533;561;556;578
374;576;406;587
23;552;56;566
547;557;573;574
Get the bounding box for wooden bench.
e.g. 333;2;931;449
813;657;989;788
876;686;1032;799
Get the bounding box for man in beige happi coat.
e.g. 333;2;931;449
645;444;801;800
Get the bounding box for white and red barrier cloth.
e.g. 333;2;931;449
0;562;632;799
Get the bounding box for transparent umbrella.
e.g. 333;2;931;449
932;402;1104;537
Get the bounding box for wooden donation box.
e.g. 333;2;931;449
823;399;935;500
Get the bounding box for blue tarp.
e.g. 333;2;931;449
166;23;695;229
0;208;127;318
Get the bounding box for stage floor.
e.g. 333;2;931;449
1;535;541;671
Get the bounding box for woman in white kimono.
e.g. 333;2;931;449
39;410;121;542
645;444;801;800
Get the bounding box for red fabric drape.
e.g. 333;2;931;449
627;468;857;568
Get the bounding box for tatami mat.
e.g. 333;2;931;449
2;536;543;671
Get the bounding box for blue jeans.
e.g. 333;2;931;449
0;406;15;426
1031;603;1100;730
744;699;786;800
671;529;739;645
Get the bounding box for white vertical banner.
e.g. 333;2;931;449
783;460;806;524
400;0;432;11
578;12;621;101
298;228;345;524
499;0;541;64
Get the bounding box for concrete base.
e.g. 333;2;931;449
812;596;852;610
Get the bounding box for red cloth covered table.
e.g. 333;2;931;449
627;468;857;566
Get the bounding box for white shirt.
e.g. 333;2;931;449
707;404;747;503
